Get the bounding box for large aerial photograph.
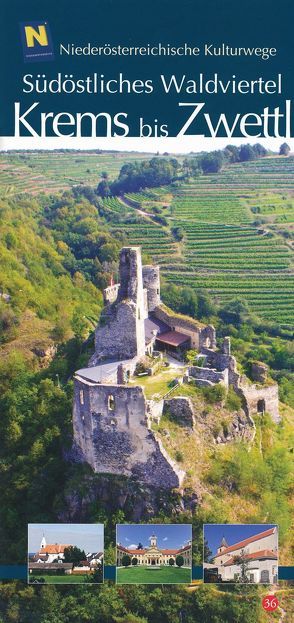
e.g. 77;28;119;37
0;144;293;621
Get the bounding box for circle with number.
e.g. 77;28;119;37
262;595;279;612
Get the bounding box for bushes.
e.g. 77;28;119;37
225;388;242;412
201;384;226;404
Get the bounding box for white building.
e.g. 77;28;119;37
205;526;278;584
34;535;71;564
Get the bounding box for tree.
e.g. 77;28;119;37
279;142;291;156
97;179;111;197
233;549;251;583
171;226;185;241
137;542;144;549
252;143;267;158
169;557;175;565
121;554;131;567
203;538;213;563
224;144;240;163
200;151;224;173
131;557;138;565
84;564;103;583
63;546;86;565
114;615;148;623
185;349;198;364
239;144;255;162
175;555;184;567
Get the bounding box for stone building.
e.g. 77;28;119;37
117;534;192;567
73;245;280;489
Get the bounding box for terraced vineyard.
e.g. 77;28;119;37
0;151;293;325
115;156;294;326
111;221;178;260
0;151;150;197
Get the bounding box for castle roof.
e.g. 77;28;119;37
214;527;276;558
144;316;169;344
223;549;278;566
75;358;136;384
156;331;190;347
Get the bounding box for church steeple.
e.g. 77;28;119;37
40;533;46;549
217;535;229;554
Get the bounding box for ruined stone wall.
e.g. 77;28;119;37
73;377;184;488
103;284;120;305
94;301;144;361
163;397;195;428
188;365;228;387
94;247;147;362
239;382;280;423
199;325;217;350
142;265;161;311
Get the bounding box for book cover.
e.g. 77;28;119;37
0;1;293;621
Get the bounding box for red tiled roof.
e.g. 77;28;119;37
156;330;190;347
224;549;278;566
214;528;276;557
38;544;71;555
118;546;147;555
118;545;191;556
180;544;191;552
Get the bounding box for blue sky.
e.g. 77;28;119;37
28;523;104;553
204;524;277;557
117;524;192;549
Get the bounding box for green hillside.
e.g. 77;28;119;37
110;156;294;326
0;151;151;197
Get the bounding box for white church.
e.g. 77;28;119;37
204;526;278;584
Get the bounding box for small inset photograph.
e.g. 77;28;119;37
28;523;104;584
203;524;278;584
116;524;192;584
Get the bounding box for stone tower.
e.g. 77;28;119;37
142;265;161;312
93;247;146;362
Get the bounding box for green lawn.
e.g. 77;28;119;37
29;574;95;584
116;565;191;584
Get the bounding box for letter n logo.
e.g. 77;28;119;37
20;21;54;62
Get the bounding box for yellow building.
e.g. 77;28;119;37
117;534;192;567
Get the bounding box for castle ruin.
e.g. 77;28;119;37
73;246;280;489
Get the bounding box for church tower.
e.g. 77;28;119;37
217;536;229;555
40;534;46;549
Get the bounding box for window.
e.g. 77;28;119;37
79;390;84;405
108;395;115;411
257;399;266;414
